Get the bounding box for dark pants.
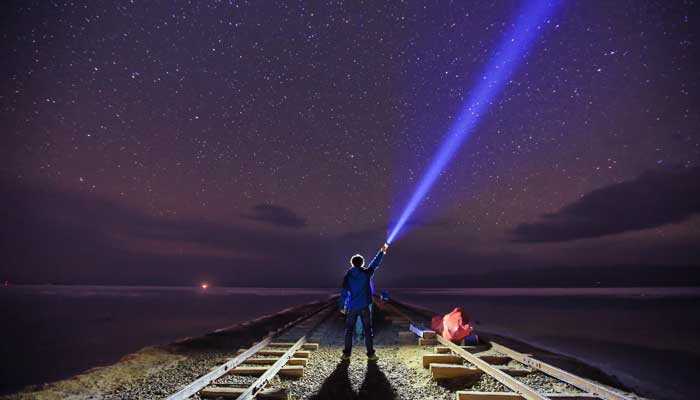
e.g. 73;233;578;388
343;306;374;356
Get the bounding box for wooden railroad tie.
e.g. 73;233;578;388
434;346;452;354
230;365;304;378
236;349;311;358
261;342;320;350
478;355;511;365
434;345;489;354
430;363;483;379
410;324;437;339
422;353;511;366
422;353;512;368
242;357;308;366
409;323;440;345
456;392;602;400
429;363;531;380
200;386;289;399
493;365;533;377
422;353;463;368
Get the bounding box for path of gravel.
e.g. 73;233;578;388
201;304;587;399
101;301;330;400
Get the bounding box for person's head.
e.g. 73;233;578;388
350;254;365;269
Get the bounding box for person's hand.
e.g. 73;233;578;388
381;243;389;253
340;308;347;315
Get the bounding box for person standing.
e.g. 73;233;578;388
339;243;389;361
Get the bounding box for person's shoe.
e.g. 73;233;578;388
367;352;378;361
341;352;351;361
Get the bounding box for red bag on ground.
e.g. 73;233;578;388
440;307;473;343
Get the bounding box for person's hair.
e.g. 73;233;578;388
350;254;365;268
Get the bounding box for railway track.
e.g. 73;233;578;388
165;300;335;400
162;297;637;400
377;299;635;400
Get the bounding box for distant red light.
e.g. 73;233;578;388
201;283;208;289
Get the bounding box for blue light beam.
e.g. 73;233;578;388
387;0;560;244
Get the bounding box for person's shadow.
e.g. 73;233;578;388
309;360;397;400
358;361;396;399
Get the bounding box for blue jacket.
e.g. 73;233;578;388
339;251;384;311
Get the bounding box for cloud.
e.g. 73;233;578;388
243;204;307;228
511;166;700;242
2;173;698;287
0;179;326;286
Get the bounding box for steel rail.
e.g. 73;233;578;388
164;300;333;400
435;334;548;400
381;300;546;400
387;299;632;400
236;304;333;400
236;334;307;399
489;342;632;400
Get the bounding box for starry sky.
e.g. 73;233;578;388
2;1;699;287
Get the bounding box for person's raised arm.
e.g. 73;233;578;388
366;243;389;274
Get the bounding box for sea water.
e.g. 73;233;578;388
0;285;335;394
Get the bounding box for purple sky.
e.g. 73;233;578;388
2;1;699;287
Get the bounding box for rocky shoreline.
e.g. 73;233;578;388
1;298;643;400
